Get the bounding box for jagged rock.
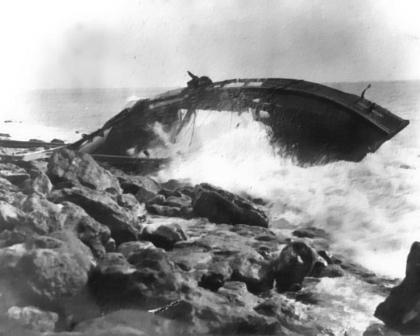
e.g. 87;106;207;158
0;177;26;207
16;232;93;304
0;201;27;231
292;226;329;240
192;183;268;227
363;323;401;336
117;174;161;202
0;163;30;185
47;148;121;193
105;238;116;252
74;309;186;336
375;242;420;333
7;306;58;332
20;194;62;235
50;187;140;244
313;264;344;278
198;260;232;291
58;202;111;259
117;193;147;222
271;241;318;292
0;243;27;273
117;241;156;259
146;203;183;217
141;223;187;249
22;171;52;196
168;222;278;293
156;282;279;334
50;138;65;144
89;249;184;308
253;295;326;335
164;195;192;209
0;230;26;247
161;179;192;192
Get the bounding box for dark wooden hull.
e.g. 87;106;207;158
71;78;409;164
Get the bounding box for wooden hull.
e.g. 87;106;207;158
71;78;409;164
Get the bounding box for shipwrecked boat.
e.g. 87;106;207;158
70;73;409;167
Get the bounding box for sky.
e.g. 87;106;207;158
0;0;420;90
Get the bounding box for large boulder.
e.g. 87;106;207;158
47;148;121;193
271;241;319;292
141;223;187;249
375;242;420;333
117;174;161;203
16;232;93;305
192;183;268;227
50;187;141;244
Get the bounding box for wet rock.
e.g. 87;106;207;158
117;174;161;202
254;295;325;335
198;260;232;291
168;222;278;293
271;241;318;292
314;264;345;278
141;223;187;249
146;203;190;218
161;179;192;192
117;241;156;259
50;187;140;244
292;226;329;240
192;183;268;227
117;193;147;222
375;242;420;333
89;249;183;308
156;282;278;334
164;195;192;209
7;306;58;332
363;323;401;336
47;148;121;193
104;238;116;252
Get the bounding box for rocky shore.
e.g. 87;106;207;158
0;148;415;335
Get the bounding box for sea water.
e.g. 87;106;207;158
2;81;420;334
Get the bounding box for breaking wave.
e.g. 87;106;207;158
157;108;420;279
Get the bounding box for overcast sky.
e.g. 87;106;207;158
1;0;420;90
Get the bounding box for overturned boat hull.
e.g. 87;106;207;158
71;77;409;164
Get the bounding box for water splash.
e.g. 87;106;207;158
157;109;419;279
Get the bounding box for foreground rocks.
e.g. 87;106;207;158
47;148;121;193
0;149;391;335
375;242;420;334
